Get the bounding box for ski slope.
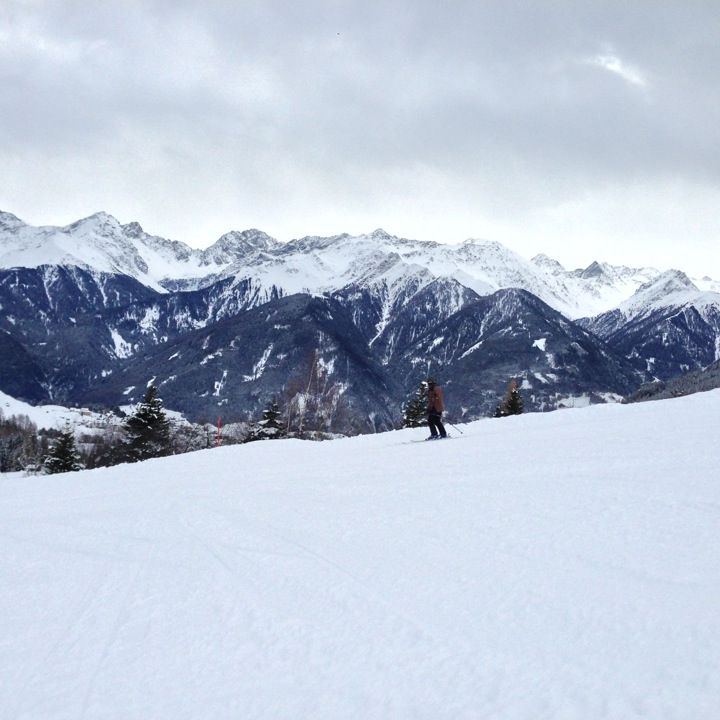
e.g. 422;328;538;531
2;392;719;719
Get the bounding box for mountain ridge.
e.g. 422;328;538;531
0;208;686;319
2;208;719;427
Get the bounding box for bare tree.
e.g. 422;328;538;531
285;348;348;437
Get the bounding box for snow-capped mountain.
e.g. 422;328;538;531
611;270;718;324
531;256;661;318
393;288;641;417
221;230;662;320
0;210;673;319
2;207;719;427
581;270;720;380
71;288;639;429
0;211;278;292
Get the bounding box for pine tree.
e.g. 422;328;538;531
505;380;524;415
494;379;524;418
247;398;285;441
44;426;82;474
492;403;506;418
122;385;171;462
403;381;429;428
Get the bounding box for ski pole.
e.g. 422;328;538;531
447;421;464;435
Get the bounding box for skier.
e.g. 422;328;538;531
426;378;447;439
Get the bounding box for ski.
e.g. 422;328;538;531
404;435;452;444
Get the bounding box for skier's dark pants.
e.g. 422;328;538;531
428;411;447;438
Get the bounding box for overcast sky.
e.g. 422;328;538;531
2;1;719;275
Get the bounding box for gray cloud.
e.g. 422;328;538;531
1;1;719;275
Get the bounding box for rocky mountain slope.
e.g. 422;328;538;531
580;271;720;380
2;209;718;429
623;359;720;403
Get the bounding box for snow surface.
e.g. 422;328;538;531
2;391;719;718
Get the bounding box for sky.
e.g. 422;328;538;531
1;1;719;276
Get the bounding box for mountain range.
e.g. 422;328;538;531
2;209;719;431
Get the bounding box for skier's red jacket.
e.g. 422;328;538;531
427;385;444;413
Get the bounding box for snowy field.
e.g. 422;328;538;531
1;392;719;719
0;390;96;431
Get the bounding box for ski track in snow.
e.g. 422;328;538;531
1;392;720;718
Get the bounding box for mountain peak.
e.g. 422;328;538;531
458;238;520;263
531;253;566;273
462;237;501;248
214;229;276;250
200;229;278;267
122;221;144;238
580;260;605;279
0;210;25;232
618;269;702;317
637;269;698;295
67;211;123;233
84;211;118;224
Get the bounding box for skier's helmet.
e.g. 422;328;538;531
427;377;436;388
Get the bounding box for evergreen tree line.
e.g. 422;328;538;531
0;409;47;473
3;376;525;476
3;344;358;477
1;386;295;476
46;385;290;474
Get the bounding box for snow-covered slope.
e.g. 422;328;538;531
0;389;95;430
0;389;189;440
2;391;719;719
